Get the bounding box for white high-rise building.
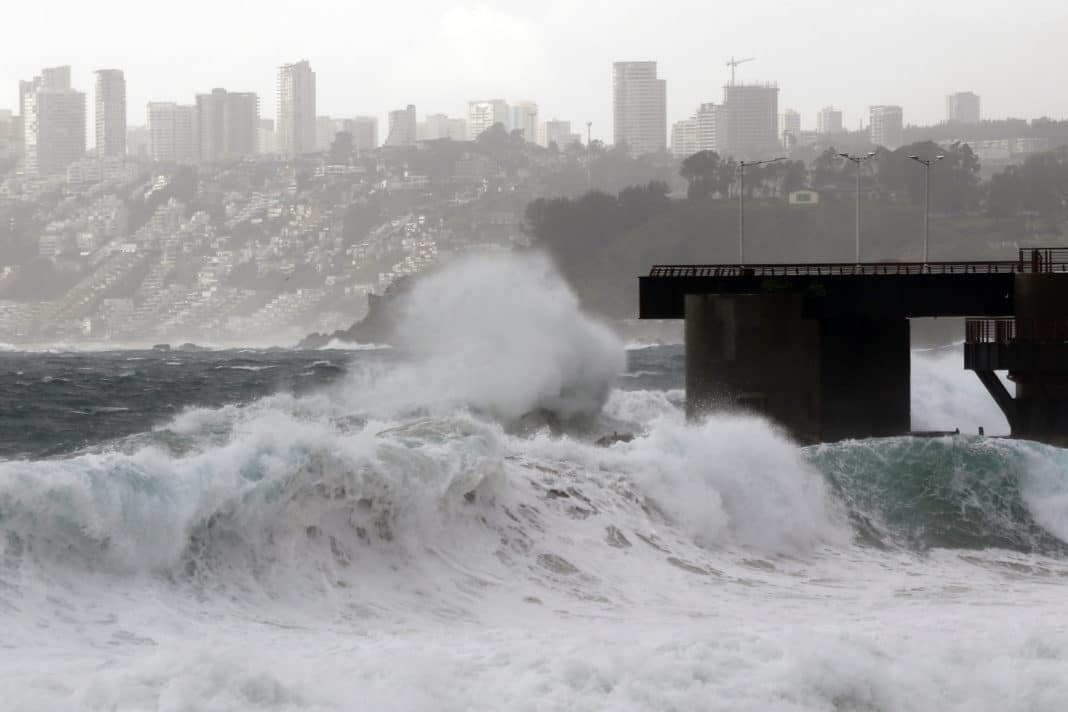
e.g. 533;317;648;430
126;125;150;159
695;103;722;153
94;69;126;157
316;115;337;151
870;105;904;149
671;103;723;157
511;101;538;142
538;119;573;149
947;92;980;124
467;99;510;140
671;118;698;158
817;106;843;135
612;61;666;156
147;102;197;163
23;66;86;176
385;105;417;146
277;60;316;156
0;110;14;159
196;89;259;161
722;82;778;160
257;119;277;155
422;114;457;141
778;109;800;148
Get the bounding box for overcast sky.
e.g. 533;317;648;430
4;0;1068;141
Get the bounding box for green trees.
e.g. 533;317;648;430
524;182;671;272
679;151;723;199
681;151;807;199
986;148;1068;223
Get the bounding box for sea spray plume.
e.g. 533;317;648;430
911;344;1010;435
365;252;625;423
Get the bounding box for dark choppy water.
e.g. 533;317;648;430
0;345;683;459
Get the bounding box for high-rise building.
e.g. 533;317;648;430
196;89;227;162
695;103;723;153
422;113;451;140
277;60;316;156
778;109;801;148
817;106;843;135
94;69;126;157
147;102;197;163
612;61;667;156
947;92;980;124
40;66;71;90
258;119;277;155
869;105;904;149
23;66;86;176
0;110;14;159
196;89;259;161
722;83;778;160
225;92;259;157
385;105;417;146
511;101;538;142
447;118;467;142
126;125;150;159
467;99;510;140
342;116;378;150
316;115;337;151
538;118;573;149
671;103;723;157
671;118;698;158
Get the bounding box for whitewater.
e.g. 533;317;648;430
2;254;1068;711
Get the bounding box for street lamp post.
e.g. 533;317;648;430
586;121;593;191
838;152;876;264
737;157;786;266
908;153;945;266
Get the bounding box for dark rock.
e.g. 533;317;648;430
595;431;634;447
298;276;414;349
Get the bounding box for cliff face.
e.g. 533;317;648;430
298;277;412;349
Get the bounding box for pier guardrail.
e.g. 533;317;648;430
650;248;1068;279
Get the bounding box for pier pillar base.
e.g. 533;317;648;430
685;294;911;443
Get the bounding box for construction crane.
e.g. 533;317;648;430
726;56;755;86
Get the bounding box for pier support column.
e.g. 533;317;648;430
818;317;911;441
1009;275;1068;444
685;294;912;443
685;293;821;442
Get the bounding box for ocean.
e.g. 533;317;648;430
1;253;1066;711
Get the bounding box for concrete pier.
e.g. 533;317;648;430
642;249;1068;446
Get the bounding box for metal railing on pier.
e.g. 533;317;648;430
649;248;1068;279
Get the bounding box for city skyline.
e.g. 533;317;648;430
4;0;1068;145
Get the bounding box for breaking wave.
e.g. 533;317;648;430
4;253;1068;711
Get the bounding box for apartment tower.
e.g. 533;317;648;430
94;69;126;157
277;60;316;156
612;61;666;156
